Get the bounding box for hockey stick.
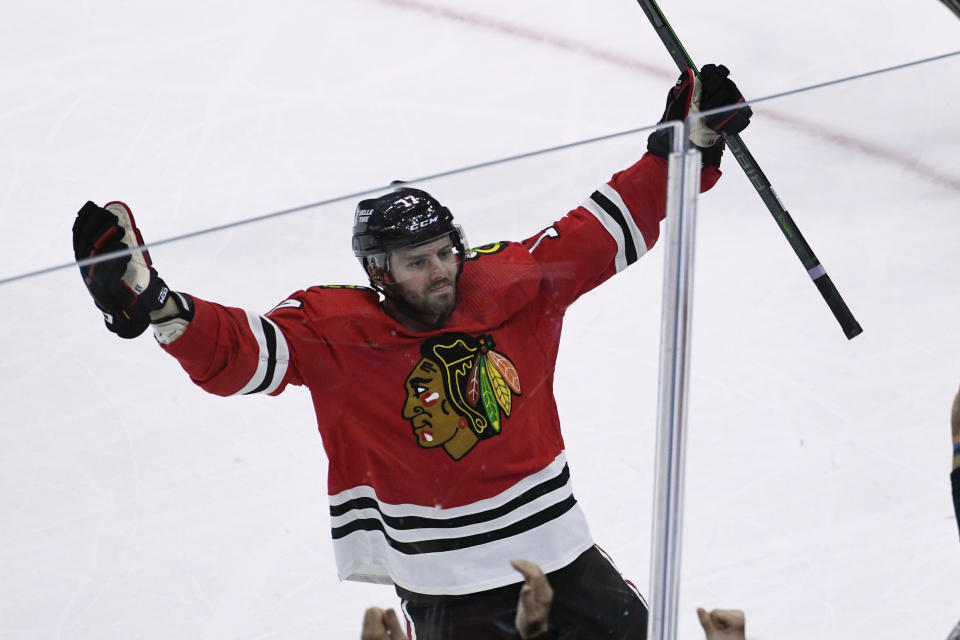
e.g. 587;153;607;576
941;0;960;19
636;0;863;340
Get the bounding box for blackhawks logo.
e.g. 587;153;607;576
402;333;521;460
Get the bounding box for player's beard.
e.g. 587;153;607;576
393;277;457;323
415;279;457;318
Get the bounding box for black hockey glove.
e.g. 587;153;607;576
698;63;752;138
647;64;752;169
72;200;170;339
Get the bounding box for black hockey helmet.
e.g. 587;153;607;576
352;187;469;287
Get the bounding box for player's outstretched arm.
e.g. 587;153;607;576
72;200;301;398
72;201;193;339
519;64;751;310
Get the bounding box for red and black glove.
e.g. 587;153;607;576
698;63;752;139
72;201;170;338
647;63;752;168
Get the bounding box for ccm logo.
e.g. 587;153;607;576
410;216;438;230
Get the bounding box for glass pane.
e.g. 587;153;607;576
2;0;957;638
682;52;960;640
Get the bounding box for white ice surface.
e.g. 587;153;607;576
1;1;959;638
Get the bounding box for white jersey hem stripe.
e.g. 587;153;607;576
328;452;594;594
330;486;573;542
335;506;594;595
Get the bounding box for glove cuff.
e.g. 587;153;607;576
151;291;194;345
647;131;724;169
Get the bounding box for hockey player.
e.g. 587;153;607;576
72;64;751;639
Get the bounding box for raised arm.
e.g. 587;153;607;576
72;201;300;397
521;64;750;309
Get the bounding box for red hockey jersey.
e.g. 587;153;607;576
161;154;719;595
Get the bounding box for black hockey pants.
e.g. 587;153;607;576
396;545;648;639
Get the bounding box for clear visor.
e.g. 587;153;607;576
369;225;471;285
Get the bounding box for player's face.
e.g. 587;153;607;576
402;359;460;448
387;236;458;320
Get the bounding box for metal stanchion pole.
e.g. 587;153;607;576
648;120;701;640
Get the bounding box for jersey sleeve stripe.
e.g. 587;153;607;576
597;183;648;261
581;185;648;273
233;311;269;395
259;316;289;395
245;317;278;395
592;190;638;265
233;312;290;396
582;194;628;272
